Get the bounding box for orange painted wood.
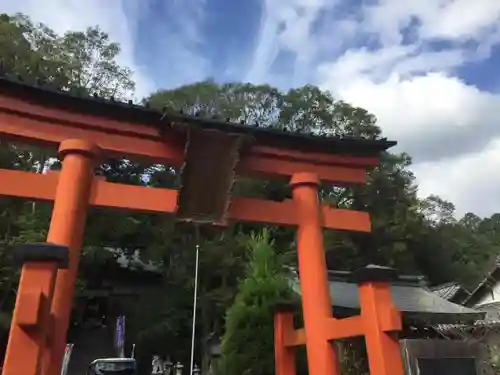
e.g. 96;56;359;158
290;172;341;375
2;262;58;375
0;169;58;200
231;198;371;231
0;95;163;138
89;178;179;213
0;86;394;375
0;169;371;232
16;290;44;328
0;95;381;167
236;155;367;186
0;97;375;184
379;306;402;332
0;94;380;163
358;282;404;375
0;112;184;164
251;145;380;167
42;140;99;375
280;317;367;348
282;316;365;348
283;327;306;347
322;316;364;340
274;312;296;375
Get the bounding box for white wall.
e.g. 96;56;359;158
475;280;500;306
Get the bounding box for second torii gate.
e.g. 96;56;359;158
0;75;404;375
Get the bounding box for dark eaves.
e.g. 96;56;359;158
0;68;397;155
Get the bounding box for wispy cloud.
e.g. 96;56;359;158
245;0;336;85
0;0;155;99
0;0;212;97
144;0;209;89
245;0;500;215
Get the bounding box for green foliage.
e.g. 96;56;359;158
0;12;135;98
410;198;500;288
221;230;296;375
1;10;500;372
0;12;139;343
60;26;135;98
147;81;380;138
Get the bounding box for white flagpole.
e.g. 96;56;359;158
189;244;200;375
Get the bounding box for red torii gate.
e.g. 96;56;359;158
0;76;404;375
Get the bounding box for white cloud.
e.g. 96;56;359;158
155;0;209;87
314;0;500;217
0;0;210;98
0;0;156;100
413;140;500;217
247;0;500;216
360;0;500;45
319;70;500;217
246;0;335;84
319;72;500;163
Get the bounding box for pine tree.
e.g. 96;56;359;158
221;229;296;375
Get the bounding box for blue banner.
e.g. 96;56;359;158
115;316;125;357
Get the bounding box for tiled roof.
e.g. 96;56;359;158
326;280;482;323
431;282;463;300
291;270;483;324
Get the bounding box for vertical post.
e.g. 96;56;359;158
2;260;59;375
189;244;200;375
355;265;404;375
42;139;99;375
274;309;296;375
290;172;340;375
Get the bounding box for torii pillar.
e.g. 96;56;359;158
1;139;98;375
278;172;405;375
290;172;340;375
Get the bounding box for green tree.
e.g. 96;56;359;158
220;229;296;375
60;26;135;98
324;152;421;273
0;13;135;98
1;13;497;369
419;195;457;226
146;80;492;364
0;12;137;191
0;12;140;348
0;11;138;242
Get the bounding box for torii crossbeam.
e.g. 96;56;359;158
0;75;404;375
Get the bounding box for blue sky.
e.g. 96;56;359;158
2;0;500;217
